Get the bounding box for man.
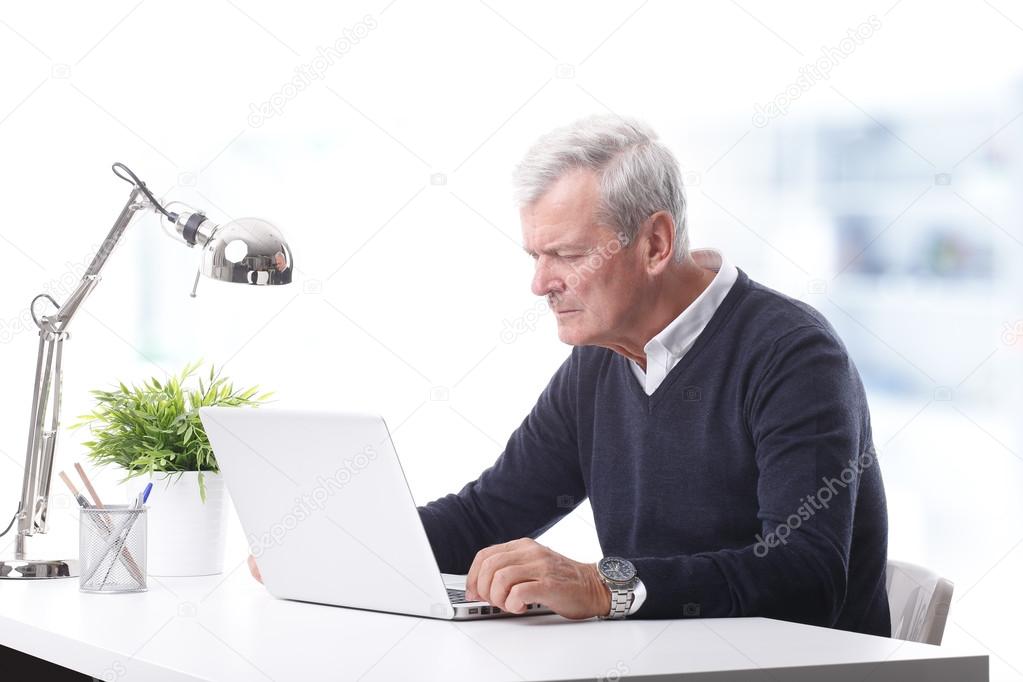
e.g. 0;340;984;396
251;115;890;635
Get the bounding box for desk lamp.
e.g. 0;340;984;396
0;163;293;579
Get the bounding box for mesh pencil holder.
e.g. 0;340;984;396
79;505;147;593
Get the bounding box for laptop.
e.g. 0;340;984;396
199;407;552;620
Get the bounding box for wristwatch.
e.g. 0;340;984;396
597;556;638;619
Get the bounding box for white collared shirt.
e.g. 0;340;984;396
622;248;737;616
629;248;739;395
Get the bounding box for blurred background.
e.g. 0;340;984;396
1;0;1021;676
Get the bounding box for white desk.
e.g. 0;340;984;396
0;567;987;681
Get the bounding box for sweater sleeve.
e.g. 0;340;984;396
417;350;587;573
628;324;876;625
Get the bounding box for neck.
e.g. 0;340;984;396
607;255;716;371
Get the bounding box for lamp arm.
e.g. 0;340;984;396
12;187;148;556
53;187;147;330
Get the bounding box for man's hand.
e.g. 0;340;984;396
247;554;263;583
464;538;610;619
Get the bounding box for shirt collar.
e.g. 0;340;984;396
643;248;739;359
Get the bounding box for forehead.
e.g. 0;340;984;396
520;168;605;249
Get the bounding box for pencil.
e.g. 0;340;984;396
74;462;104;508
58;470;86;505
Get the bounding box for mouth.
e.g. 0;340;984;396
555;309;579;316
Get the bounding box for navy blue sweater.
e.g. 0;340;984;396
418;269;890;636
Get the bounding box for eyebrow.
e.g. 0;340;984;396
523;243;594;257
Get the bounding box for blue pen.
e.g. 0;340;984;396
133;482;153;509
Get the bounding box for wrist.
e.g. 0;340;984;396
590;562;611;617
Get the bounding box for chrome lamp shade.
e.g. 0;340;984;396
201;217;294;286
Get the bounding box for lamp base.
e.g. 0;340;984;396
0;558;78;579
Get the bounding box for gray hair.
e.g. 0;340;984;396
513;114;688;261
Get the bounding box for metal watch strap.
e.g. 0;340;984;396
607;586;633;619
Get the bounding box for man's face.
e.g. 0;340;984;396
521;168;646;347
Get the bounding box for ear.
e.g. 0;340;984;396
642;211;676;274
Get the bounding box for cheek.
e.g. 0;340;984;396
580;274;634;325
574;269;617;304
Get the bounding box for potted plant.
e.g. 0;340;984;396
74;360;271;576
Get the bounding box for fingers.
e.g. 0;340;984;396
472;549;534;603
248;554;263;583
485;563;540;611
504;580;543;614
466;538;536;599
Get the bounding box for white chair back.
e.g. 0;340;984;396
886;559;954;645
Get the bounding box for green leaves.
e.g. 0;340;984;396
72;361;272;501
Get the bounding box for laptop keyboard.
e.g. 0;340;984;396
447;588;472;604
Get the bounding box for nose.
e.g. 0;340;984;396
531;257;564;298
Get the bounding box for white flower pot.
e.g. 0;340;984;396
130;471;229;577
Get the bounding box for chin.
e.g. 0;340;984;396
556;324;592;347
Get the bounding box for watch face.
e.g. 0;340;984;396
599;556;636;582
